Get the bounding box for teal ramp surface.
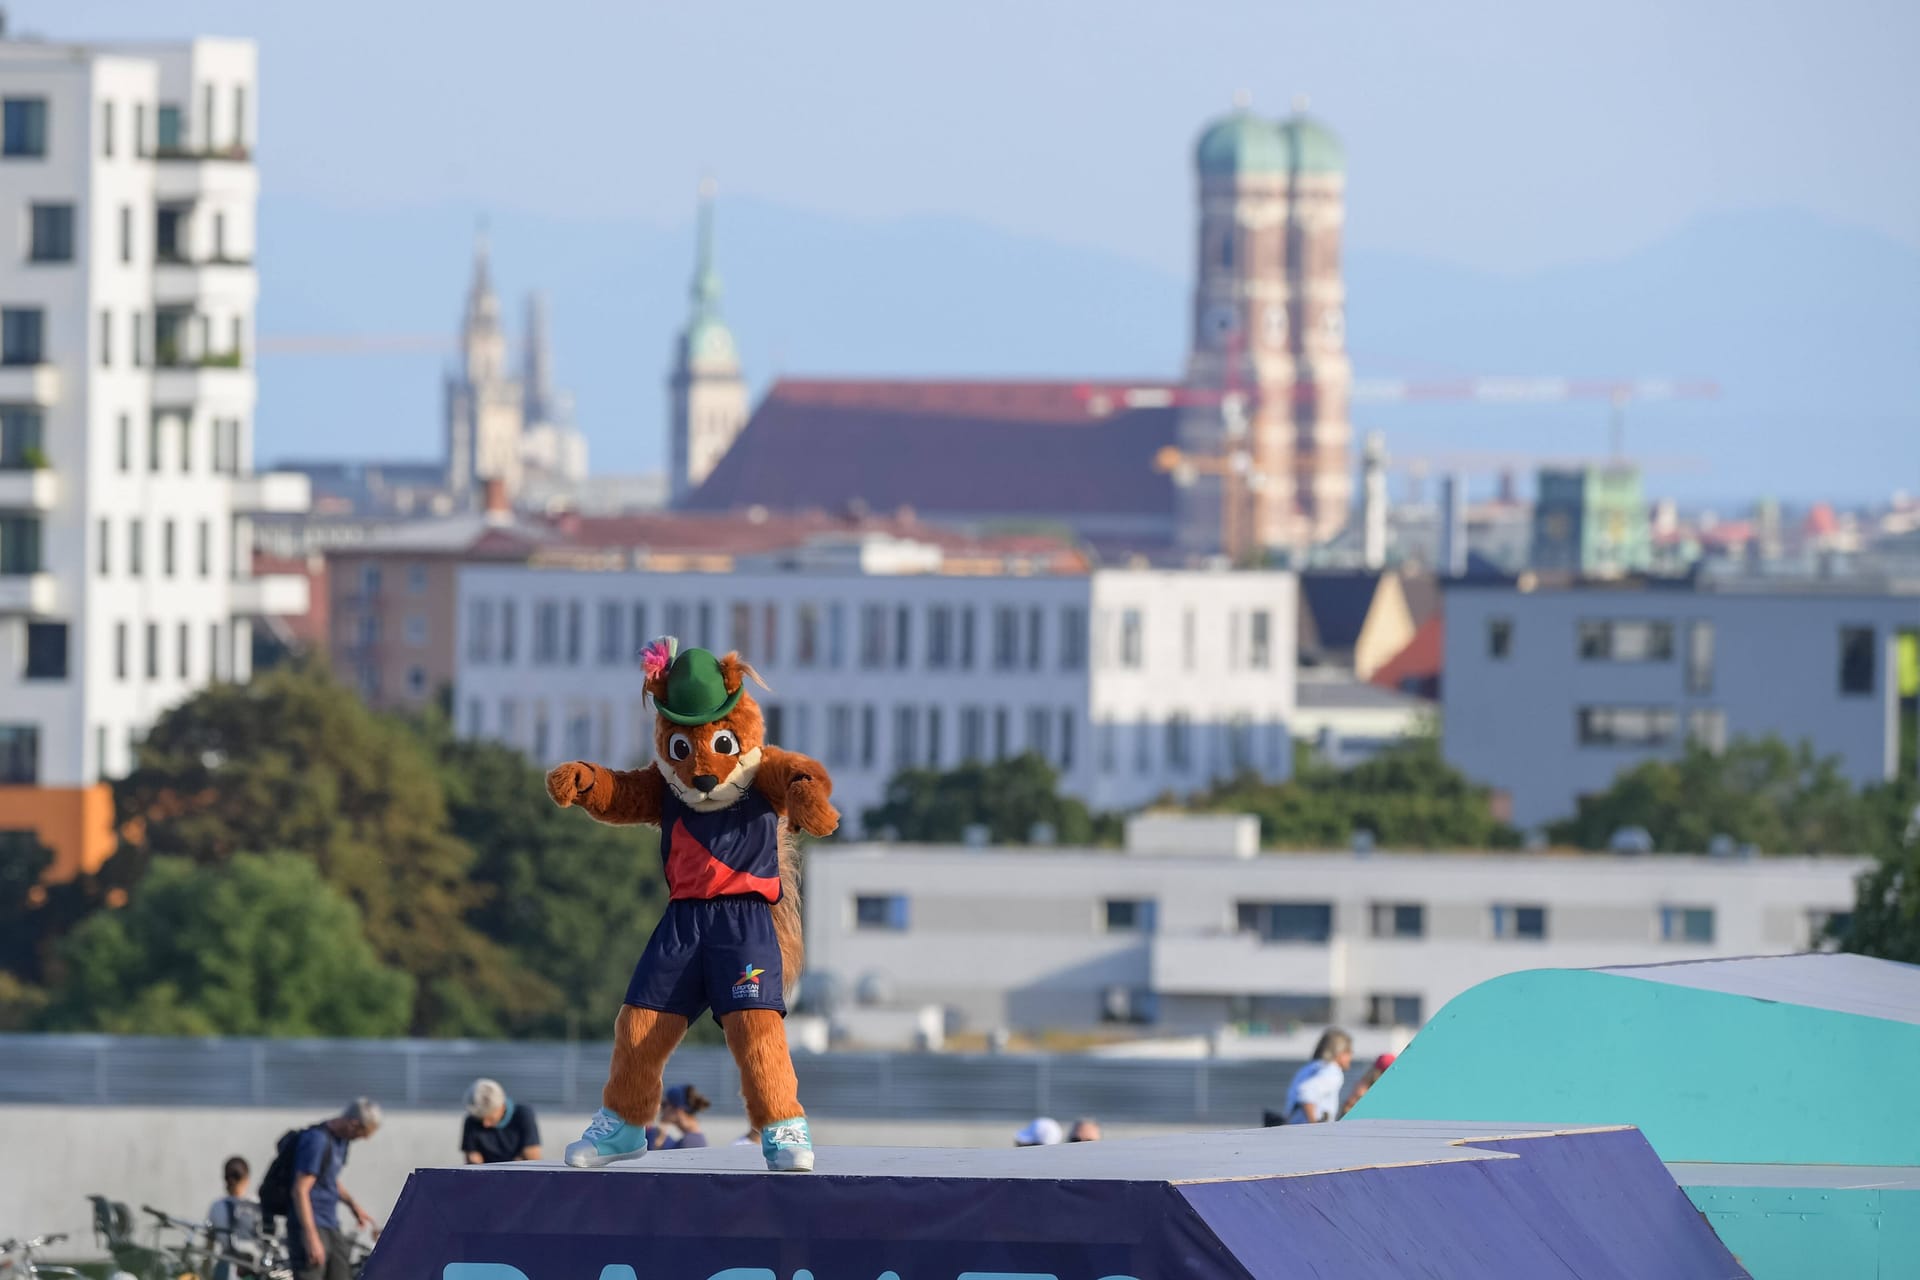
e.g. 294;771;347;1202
1352;953;1920;1279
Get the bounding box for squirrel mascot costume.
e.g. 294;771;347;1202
545;637;837;1171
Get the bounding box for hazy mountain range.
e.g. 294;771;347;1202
257;200;1918;505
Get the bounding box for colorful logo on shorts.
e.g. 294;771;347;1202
732;963;765;1000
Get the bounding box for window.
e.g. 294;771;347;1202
358;564;383;595
134;103;146;157
925;705;942;767
1059;708;1075;770
209;623;221;681
1133;716;1152;773
1686;621;1714;693
1491;904;1547;940
1227;994;1332;1029
533;602;561;664
1249;609;1272;669
1100;987;1158;1025
127;519;143;576
1366;994;1423;1028
1026;606;1044;670
565;601;583;665
1686;707;1727;753
24;621;66;680
1839;626;1876;695
992;606;1019;670
1236;901;1334;944
28;204;74;262
404;614;427;647
892;605;911;669
959;605;976;669
407;665;428;697
1165;714;1191;771
102;100;114;157
1577;705;1676;747
203;84;216;150
161;519;176;577
404;563;427;594
1;309;44;365
197;521;210;578
1060;606;1086;669
532;705;551;758
1026;706;1051;760
854;895;910;931
2;98;48;157
0;515;41;573
214;212;227;260
97;518;110;576
1369;902;1425;939
157;104;183;152
761;602;777;665
858;603;886;668
119;204;132;263
1577;619;1674;662
1119;609;1144;669
356;615;381;648
500;600;518;663
1488;617;1513;659
926;605;952;668
177;622;190;678
233;86;247;149
959;706;985;761
468;600;496;662
797;603;820;667
859;704;876;768
596;601;623;663
1103;898;1157;933
1098;719;1116;773
892;705;919;769
115;622;128;679
1181;608;1196;670
1660;906;1715;944
827;602;846;668
148;416;163;472
0;725;39;784
117;414;130;472
993;706;1010;760
0;407;42;467
145;622;160;679
826;704;854;767
131;310;144;366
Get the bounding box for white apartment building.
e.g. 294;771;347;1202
453;538;1298;826
803;823;1868;1036
0;34;307;877
1444;577;1920;829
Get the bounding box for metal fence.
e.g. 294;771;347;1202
0;1034;1301;1125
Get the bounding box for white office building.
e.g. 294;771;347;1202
0;34;307;878
803;820;1868;1038
1444;577;1920;829
453;538;1298;827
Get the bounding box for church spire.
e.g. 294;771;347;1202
690;177;722;318
523;289;554;425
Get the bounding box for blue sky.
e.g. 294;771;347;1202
42;0;1919;274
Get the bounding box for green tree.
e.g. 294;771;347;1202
1835;782;1920;963
863;753;1114;845
1546;737;1894;853
39;853;414;1036
1193;737;1520;849
107;661;552;1036
423;723;667;1036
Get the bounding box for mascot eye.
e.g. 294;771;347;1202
712;730;740;756
667;733;693;762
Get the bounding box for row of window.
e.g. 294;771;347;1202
1577;704;1726;750
347;612;430;649
1101;990;1418;1030
95;515;242;580
1489;615;1890;698
853;895;1720;945
0;306;248;369
110;619;232;684
2;88;249;162
353;563;431;598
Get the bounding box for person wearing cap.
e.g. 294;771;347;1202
1282;1029;1353;1124
461;1078;543;1163
1339;1052;1397;1118
1014;1117;1065;1147
650;1083;712;1150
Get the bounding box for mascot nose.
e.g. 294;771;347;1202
692;773;720;794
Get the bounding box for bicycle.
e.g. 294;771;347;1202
0;1233;87;1279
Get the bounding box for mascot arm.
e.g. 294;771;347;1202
546;760;667;827
753;747;840;838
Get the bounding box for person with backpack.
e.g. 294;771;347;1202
204;1155;264;1280
259;1098;383;1280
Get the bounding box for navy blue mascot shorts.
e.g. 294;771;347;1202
625;896;786;1026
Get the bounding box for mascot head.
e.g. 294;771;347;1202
641;637;765;812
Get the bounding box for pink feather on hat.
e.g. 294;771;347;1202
639;635;678;679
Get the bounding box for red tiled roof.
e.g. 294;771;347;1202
683;379;1180;521
1370;611;1443;697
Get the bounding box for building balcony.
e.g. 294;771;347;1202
0;571;58;616
0;468;58;511
0;364;60;405
1149;931;1344;997
152;149;258;203
152;257;258;307
152;359;252;408
232;471;310;515
229;573;309;616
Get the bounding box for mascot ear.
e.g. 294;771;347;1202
719;651;769;695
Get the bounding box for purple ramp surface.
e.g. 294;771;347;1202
1182;1127;1750;1279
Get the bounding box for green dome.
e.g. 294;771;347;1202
1278;113;1344;174
1196;111;1291;176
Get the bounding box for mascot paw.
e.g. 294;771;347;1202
546;761;595;807
788;777;840;837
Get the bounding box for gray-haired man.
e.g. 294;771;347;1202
290;1098;383;1280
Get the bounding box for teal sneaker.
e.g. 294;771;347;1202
565;1107;648;1168
761;1116;814;1171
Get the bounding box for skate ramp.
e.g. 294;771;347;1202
363;1120;1748;1279
1351;953;1920;1279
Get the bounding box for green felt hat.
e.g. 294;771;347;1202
652;646;743;726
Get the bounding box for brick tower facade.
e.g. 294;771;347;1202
1177;99;1352;558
